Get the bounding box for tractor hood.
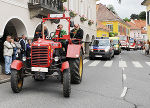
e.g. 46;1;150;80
32;38;62;48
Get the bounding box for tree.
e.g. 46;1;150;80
139;11;146;20
130;14;139;20
107;5;117;15
123;17;131;22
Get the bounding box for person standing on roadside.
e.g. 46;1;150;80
145;40;149;55
3;36;15;75
26;39;32;58
19;35;26;60
12;37;21;60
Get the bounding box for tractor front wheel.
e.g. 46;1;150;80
69;50;83;84
63;69;71;97
11;69;24;93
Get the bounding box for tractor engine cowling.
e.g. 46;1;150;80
31;38;62;68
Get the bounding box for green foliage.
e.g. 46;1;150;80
107;5;117;15
139;11;146;20
123;17;131;22
130;14;139;20
130;11;146;20
61;0;67;3
109;32;118;37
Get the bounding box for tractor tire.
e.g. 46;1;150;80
63;69;71;97
11;69;24;93
69;50;83;84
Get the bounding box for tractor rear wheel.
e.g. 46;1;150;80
11;69;24;93
69;50;83;84
63;69;71;97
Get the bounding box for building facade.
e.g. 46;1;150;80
0;0;97;62
97;22;110;37
142;0;150;41
96;3;130;37
127;21;141;40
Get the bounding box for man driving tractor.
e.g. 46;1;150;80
70;24;84;40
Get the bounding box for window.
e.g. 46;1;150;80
147;11;150;25
106;24;113;32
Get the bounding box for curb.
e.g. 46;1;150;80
0;78;10;84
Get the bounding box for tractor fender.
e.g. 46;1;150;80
11;60;23;71
61;61;69;72
66;44;82;58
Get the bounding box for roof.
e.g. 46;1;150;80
127;22;141;30
97;22;110;32
133;20;147;34
141;0;150;5
96;3;130;27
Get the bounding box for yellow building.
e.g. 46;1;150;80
96;3;130;37
142;0;150;41
97;22;110;37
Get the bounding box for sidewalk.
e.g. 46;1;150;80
0;64;10;84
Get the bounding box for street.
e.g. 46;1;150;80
0;50;150;108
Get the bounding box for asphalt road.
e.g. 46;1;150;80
0;50;150;108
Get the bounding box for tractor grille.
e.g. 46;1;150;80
31;46;49;66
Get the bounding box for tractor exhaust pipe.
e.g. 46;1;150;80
42;22;45;39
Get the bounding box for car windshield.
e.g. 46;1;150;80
112;40;119;45
129;40;134;43
119;36;127;41
92;40;110;46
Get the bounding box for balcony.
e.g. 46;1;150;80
28;0;63;18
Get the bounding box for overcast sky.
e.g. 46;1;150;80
96;0;146;19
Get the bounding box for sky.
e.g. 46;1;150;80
96;0;146;19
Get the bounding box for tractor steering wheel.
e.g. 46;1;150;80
45;32;55;40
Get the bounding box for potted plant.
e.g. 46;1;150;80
61;0;67;3
88;20;94;26
80;15;87;22
69;11;77;18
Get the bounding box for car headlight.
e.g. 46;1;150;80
115;47;118;50
90;49;94;52
105;48;109;52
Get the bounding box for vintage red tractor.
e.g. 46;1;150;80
10;14;84;97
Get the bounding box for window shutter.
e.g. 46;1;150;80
147;11;149;25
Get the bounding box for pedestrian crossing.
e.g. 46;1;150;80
83;59;150;68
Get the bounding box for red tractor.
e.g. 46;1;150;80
10;14;84;97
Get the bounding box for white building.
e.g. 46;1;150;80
0;0;97;62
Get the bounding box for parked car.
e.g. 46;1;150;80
118;35;129;50
89;38;114;60
109;37;121;54
128;39;137;51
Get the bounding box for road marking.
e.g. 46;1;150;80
132;61;143;68
120;87;128;98
123;74;127;81
83;59;89;64
145;62;150;66
89;61;100;66
119;61;127;68
104;61;113;67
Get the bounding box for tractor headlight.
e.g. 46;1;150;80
54;57;59;62
22;57;26;61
